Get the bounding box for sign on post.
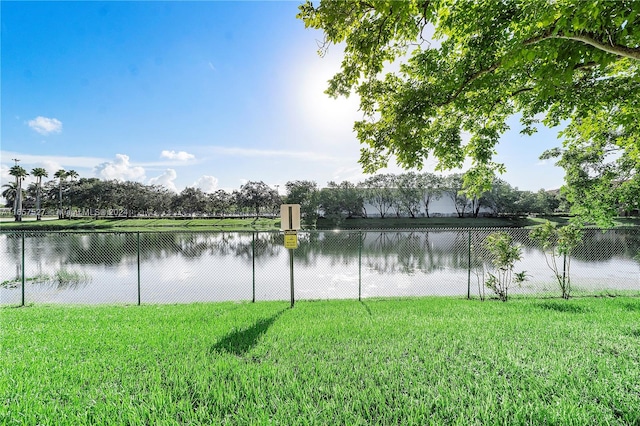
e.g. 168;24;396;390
284;230;298;249
280;204;301;231
281;204;301;308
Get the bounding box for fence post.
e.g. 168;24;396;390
562;252;567;291
358;231;362;301
137;232;141;306
289;247;295;308
21;231;25;307
252;232;256;303
467;230;472;300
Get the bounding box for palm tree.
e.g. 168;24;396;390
1;182;18;209
54;169;68;219
9;165;29;221
31;167;48;221
66;170;79;218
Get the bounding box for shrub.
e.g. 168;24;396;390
529;221;582;299
482;232;527;302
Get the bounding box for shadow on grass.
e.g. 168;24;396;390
537;300;589;314
626;328;640;338
359;301;373;316
209;309;285;357
621;302;640;312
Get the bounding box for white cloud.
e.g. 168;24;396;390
1;150;107;169
193;175;219;193
0;164;10;183
94;154;146;182
160;150;195;161
28;116;63;135
148;169;178;192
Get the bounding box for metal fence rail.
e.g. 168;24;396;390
1;228;638;305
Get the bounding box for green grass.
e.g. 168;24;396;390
2;297;639;424
317;216;536;229
2;215;638;232
317;215;640;229
0;217;281;232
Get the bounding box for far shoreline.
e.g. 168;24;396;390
1;215;638;232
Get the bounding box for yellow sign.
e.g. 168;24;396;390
284;230;298;249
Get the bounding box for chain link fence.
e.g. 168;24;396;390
1;228;639;305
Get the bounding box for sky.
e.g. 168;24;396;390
1;1;567;199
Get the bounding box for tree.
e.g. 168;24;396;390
66;170;79;217
207;189;232;216
318;181;364;225
360;174;393;218
1;182;18;210
54;169;68;219
482;232;527;302
298;0;640;225
394;172;422;218
535;189;561;215
416;172;443;218
31;167;48;220
483;178;519;216
9;165;28;221
514;190;538;215
285;180;320;226
442;174;470;218
530;221;583;299
237;181;279;218
172;187;207;215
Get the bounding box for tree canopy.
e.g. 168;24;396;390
298;0;640;226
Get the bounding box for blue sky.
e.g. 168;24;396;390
1;1;565;196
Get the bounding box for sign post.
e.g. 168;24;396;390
281;204;301;308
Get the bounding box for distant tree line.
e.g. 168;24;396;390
3;168;569;224
287;173;567;227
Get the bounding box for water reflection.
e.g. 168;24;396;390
0;229;638;304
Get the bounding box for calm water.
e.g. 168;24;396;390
1;230;638;304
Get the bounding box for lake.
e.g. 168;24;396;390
1;229;638;304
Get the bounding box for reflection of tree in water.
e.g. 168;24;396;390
570;229;640;262
363;231;470;274
3;229;639;280
231;232;282;263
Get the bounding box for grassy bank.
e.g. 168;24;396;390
0;217;281;232
1;215;638;232
316;215;640;229
2;297;639;424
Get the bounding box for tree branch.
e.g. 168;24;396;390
525;30;640;61
436;63;500;107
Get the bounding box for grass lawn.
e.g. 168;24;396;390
0;217;281;232
1;215;638;232
2;297;639;424
317;215;640;230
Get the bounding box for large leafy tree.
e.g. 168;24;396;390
298;0;640;226
319;181;363;224
416;172;443;218
238;181;279;218
443;174;471;218
285;180;320;226
360;174;394;218
172;187;208;215
394;172;422;218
